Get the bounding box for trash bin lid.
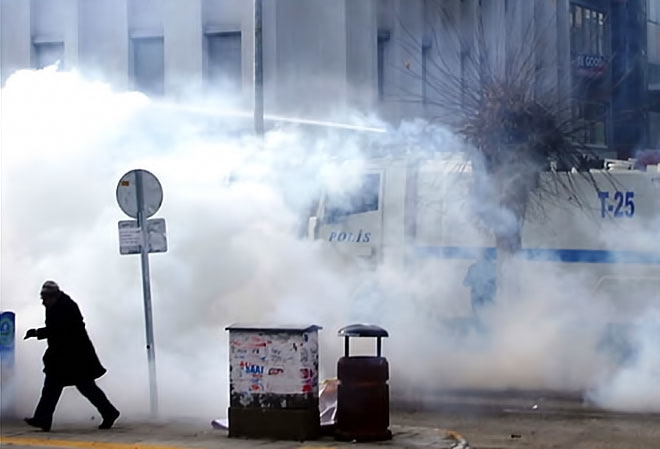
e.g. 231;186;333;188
225;323;322;332
338;323;388;338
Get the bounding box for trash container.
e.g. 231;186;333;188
335;324;392;442
225;324;322;440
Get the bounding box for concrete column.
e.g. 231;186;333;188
345;0;378;111
480;0;506;80
460;0;480;107
163;0;203;96
506;0;535;78
272;0;348;117
555;0;572;108
425;0;461;119
78;0;130;88
387;0;424;122
63;0;79;70
0;0;31;84
262;0;277;113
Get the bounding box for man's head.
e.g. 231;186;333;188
40;280;60;308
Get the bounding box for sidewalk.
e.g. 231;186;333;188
0;417;460;449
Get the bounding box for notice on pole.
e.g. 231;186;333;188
119;227;143;249
118;219;167;255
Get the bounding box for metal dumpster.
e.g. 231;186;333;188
225;324;322;440
335;324;391;442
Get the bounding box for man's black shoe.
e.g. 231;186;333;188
24;417;51;432
98;410;120;429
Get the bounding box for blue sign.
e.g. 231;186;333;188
0;312;15;355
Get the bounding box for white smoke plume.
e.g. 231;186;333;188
2;67;660;425
0;67;371;421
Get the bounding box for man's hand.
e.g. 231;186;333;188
24;329;37;340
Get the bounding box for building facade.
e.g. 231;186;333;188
0;0;380;117
1;0;656;155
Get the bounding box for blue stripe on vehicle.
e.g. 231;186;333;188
415;246;660;264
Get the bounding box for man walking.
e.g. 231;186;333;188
24;281;120;431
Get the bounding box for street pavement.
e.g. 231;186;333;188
0;418;458;449
2;391;660;449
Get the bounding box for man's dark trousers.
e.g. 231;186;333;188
34;376;118;427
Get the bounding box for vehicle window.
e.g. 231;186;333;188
324;173;380;223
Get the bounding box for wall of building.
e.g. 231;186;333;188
1;0;651;154
1;0;366;116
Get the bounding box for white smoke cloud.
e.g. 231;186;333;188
0;67;369;421
2;66;660;425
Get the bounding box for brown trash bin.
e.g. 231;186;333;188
335;324;392;442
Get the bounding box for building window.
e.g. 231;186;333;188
650;63;660;88
650;112;660;148
131;36;164;96
324;173;381;224
422;40;431;103
204;31;242;90
570;5;607;56
377;30;390;100
33;41;64;70
572;101;608;146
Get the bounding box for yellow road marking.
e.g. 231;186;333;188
0;436;196;449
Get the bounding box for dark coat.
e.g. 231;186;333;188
36;292;106;385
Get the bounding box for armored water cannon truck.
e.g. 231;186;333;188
307;154;660;318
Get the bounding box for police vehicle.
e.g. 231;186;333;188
307;154;660;328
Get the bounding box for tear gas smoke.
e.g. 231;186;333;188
1;67;659;422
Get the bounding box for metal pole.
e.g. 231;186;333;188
135;171;159;418
254;0;264;137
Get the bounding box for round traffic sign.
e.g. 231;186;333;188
116;169;163;219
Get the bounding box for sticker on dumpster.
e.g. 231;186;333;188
242;363;264;375
229;331;319;396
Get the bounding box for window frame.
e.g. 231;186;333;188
321;172;383;224
570;3;608;59
130;35;165;97
377;30;391;101
32;40;65;70
571;99;609;147
203;30;243;90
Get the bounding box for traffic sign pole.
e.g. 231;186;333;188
135;170;159;418
117;169;163;419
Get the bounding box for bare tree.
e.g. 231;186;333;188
387;1;625;277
